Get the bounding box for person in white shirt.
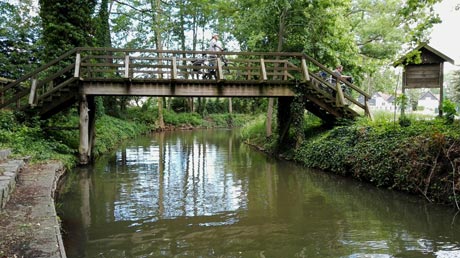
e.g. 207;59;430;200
207;34;224;78
209;34;223;54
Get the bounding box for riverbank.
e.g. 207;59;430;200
241;114;460;207
0;160;66;257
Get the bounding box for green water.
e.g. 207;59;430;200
59;129;460;258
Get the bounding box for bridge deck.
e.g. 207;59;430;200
81;78;297;97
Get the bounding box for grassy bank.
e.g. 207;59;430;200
241;112;460;207
0;108;253;168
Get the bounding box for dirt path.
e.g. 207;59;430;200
0;162;66;258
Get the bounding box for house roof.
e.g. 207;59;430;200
393;43;454;67
373;92;394;101
419;91;439;101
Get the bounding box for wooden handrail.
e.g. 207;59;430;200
0;48;77;94
302;53;370;99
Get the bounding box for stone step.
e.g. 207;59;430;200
0;159;24;210
0;149;11;161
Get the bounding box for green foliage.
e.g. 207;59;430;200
240;114;269;146
241;110;460;205
39;0;96;60
451;70;460;103
0;110;76;168
442;99;457;124
92;115;148;157
163;110;202;127
0;2;41;78
292;119;460;205
398;115;412;127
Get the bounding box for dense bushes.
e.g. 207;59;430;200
0;111;77;167
294;118;460;205
241;113;460;206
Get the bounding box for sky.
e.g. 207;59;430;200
429;0;460;72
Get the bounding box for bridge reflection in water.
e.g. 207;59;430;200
59;129;460;258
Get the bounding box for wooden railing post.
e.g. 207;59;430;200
217;57;224;81
335;81;345;107
124;54;130;78
283;62;288;80
171;57;177;79
260;58;267;81
28;78;38;107
74;52;81;78
301;57;310;82
365;97;373;120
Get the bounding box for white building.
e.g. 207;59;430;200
417;91;439;115
368;92;395;112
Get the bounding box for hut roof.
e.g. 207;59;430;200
393;43;454;67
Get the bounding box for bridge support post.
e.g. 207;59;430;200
79;95;96;165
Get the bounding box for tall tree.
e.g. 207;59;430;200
0;1;41;79
95;0;112;48
39;0;97;61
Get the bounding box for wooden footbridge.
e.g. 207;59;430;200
0;47;371;164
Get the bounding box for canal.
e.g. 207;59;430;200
59;129;460;258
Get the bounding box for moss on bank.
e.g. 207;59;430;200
241;114;460;207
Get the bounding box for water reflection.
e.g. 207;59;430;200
60;129;460;258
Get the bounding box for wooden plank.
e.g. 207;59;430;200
28;79;38;106
406;77;439;84
124;55;130;78
171;57;177;79
406;73;439;79
217;58;224;81
260;58;267;81
301;57;310;82
81;81;296;97
74;53;81;78
335;82;345;107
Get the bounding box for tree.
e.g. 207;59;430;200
0;1;41;79
451;70;460;103
94;0;112;48
39;0;97;61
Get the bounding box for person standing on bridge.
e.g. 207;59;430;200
207;34;224;78
209;34;223;54
331;65;352;85
331;65;353;98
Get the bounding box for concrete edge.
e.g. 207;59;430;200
49;162;68;258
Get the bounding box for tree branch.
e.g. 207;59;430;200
112;0;151;13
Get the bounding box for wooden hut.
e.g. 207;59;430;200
394;43;454;116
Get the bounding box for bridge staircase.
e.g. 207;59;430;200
0;47;371;123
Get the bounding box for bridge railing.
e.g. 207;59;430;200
302;53;371;117
74;48;369;116
74;48;310;82
0;49;78;110
1;47;370;118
